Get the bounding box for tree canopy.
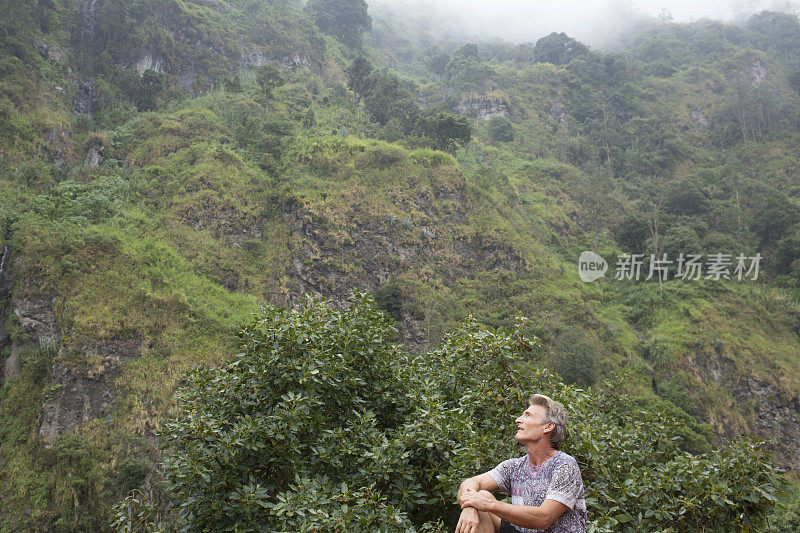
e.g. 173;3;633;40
306;0;372;49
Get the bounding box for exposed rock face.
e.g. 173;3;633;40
280;54;311;70
239;45;311;70
0;244;9;300
40;336;141;444
14;295;59;341
75;77;95;117
0;245;11;384
689;110;710;128
280;183;525;349
2;344;23;383
34;40;65;63
695;355;800;469
734;376;800;469
85;144;103;168
454;97;509;120
46;127;73;167
134;54;164;75
750;59;767;85
548;100;567;124
240;45;272;69
1;293;59;386
180;206;265;248
179;68;197;96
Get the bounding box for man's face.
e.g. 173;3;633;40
514;404;553;444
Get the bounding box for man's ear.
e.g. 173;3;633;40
543;421;555;434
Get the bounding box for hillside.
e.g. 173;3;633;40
1;0;800;530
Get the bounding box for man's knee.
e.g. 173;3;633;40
474;491;500;533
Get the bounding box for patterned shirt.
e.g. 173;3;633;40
487;451;587;533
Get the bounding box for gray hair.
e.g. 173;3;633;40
529;394;568;450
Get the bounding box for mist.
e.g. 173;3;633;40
368;0;800;47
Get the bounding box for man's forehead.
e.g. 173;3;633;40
524;404;546;416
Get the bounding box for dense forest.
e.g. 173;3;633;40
1;0;800;530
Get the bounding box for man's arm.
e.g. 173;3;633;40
455;474;501;533
460;490;569;530
457;473;500;505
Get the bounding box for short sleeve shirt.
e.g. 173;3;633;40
487;451;587;533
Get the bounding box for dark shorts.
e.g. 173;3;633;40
500;519;519;533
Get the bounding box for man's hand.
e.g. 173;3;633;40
460;488;495;512
455;506;481;533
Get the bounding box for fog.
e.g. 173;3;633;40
369;0;800;47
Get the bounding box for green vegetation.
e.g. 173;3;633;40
154;295;781;531
0;0;799;530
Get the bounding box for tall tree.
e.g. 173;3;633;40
363;69;419;130
306;0;371;49
533;32;589;65
416;110;472;153
346;56;373;103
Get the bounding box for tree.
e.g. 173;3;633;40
159;293;783;532
664;178;707;215
416;110;472;153
659;223;703;259
533;32;589;66
362;69;419;130
423;46;450;76
306;0;371;49
487;116;514;142
747;11;800;59
615;213;650;252
255;64;283;101
513;42;536;64
453;43;479;60
346;55;373;103
752;192;800;248
773;223;800;282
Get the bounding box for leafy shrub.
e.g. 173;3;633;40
361;142;407;168
487;116;514;142
768;482;800;532
105;457;153;500
160;293;782;532
374;276;403;319
35;176;132;225
410;148;455;168
615;214;650;253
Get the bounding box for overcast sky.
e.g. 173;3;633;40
370;0;800;46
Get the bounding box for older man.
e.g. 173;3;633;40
455;394;587;533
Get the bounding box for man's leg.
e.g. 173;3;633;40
473;491;501;533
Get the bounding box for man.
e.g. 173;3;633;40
455;394;587;533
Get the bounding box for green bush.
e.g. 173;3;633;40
410;148;455;168
361;142;407;169
416;110;472;153
159;293;782;532
487;116;514;142
374;276;404;319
